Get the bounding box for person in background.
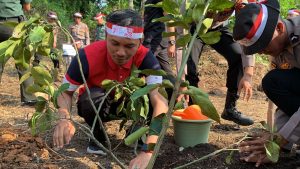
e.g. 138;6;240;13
233;0;300;166
69;12;90;49
47;11;60;72
94;13;106;41
287;8;300;19
185;0;255;126
0;0;36;106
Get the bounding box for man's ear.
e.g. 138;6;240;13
276;21;285;35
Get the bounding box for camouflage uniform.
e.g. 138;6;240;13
69;22;90;48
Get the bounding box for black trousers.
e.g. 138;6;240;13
186;26;243;92
0;16;36;102
77;87;154;143
262;68;300;116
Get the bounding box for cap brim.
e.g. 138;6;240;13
243;0;280;55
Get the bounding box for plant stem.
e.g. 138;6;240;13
73;120;127;169
174;135;249;169
146;0;212;168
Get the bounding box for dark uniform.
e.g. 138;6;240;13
0;0;36;104
262;17;300;147
143;0;175;80
187;8;254;126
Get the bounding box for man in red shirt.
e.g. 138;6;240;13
53;9;168;169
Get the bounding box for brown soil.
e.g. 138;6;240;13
1;48;299;169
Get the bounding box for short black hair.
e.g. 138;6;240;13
106;9;143;27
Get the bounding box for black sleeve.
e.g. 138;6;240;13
139;50;161;70
66;48;89;84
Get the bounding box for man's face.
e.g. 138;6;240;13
287;13;299;19
106;34;141;65
259;24;287;56
74;17;81;24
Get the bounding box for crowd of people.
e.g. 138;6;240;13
1;0;300;168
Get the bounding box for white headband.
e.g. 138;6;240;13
105;22;143;39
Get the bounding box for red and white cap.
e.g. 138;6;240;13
105;22;143;39
94;13;106;20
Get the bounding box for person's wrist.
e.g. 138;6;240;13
58;108;70;120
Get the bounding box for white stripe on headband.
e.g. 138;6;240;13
238;4;268;47
105;23;143;39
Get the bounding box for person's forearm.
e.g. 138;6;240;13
244;66;254;77
57;91;73;119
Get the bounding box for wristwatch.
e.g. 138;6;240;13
141;143;155;153
168;40;176;45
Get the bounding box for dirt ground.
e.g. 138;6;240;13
1;48;300;169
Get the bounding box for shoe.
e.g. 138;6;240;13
222;90;254;126
221;107;254;126
21;100;37;106
86;141;107;155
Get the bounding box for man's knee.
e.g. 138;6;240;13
262;70;278;95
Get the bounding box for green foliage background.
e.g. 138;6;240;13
280;0;298;18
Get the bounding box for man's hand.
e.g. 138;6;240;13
129;152;152;169
177;87;189;104
167;44;176;58
239;134;272;167
238;74;253;101
53;119;75;149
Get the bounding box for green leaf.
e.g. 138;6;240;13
19;71;31;84
149;113;166;135
225;151;234;164
260;121;271;132
0;40;14;65
162;79;174;89
130;84;160;101
158;87;168;100
41;32;54;47
26;84;44;94
145;2;163;8
182;86;220;122
174;99;185;110
198;18;213;35
180;80;189;87
135;69;167;76
0;21;18;28
35;96;47;112
12;22;26;38
138;103;146;119
176;34;192;47
166;21;189;29
192;5;204;21
152;15;174;23
142;95;149;118
25;17;40;27
130;77;146;87
265;141;280;163
209;0;234;12
5;39;21;58
114;86;123;102
117;97;125;115
37;46;51;56
200;31;221;45
162;0;180;15
53;83;70;108
29;26;46;43
101;79;116;90
162;32;178;38
31;66;53;86
124;127;149;146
